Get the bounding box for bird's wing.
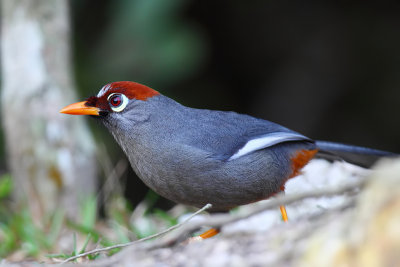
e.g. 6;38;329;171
181;108;313;161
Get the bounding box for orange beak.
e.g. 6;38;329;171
59;101;100;116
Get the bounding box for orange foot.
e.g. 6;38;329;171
199;228;220;239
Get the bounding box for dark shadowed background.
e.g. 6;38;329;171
3;0;400;208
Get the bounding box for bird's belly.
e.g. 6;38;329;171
130;146;295;212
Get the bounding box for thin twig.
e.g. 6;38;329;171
60;203;213;264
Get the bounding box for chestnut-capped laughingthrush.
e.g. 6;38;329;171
60;81;396;218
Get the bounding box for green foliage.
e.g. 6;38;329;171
79;195;97;229
47;233;100;261
0;174;12;199
0;174;66;258
0;174;187;262
0;204;61;258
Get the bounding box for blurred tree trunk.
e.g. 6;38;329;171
1;0;97;221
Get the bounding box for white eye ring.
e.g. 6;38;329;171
107;93;129;112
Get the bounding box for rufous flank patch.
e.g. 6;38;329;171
280;149;318;191
290;149;318;178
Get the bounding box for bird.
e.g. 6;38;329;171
60;81;396;238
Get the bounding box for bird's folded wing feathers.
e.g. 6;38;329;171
178;108;313;161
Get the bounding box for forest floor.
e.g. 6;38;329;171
2;158;400;266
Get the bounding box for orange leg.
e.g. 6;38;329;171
278;186;289;222
199;228;220;239
280;205;288;222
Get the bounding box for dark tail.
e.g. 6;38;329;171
315;140;397;168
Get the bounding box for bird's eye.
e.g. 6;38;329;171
110;95;122;106
107;93;129;112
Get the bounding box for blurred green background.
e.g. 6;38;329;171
2;0;400;207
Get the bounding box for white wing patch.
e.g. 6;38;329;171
228;132;309;161
97;84;112;97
